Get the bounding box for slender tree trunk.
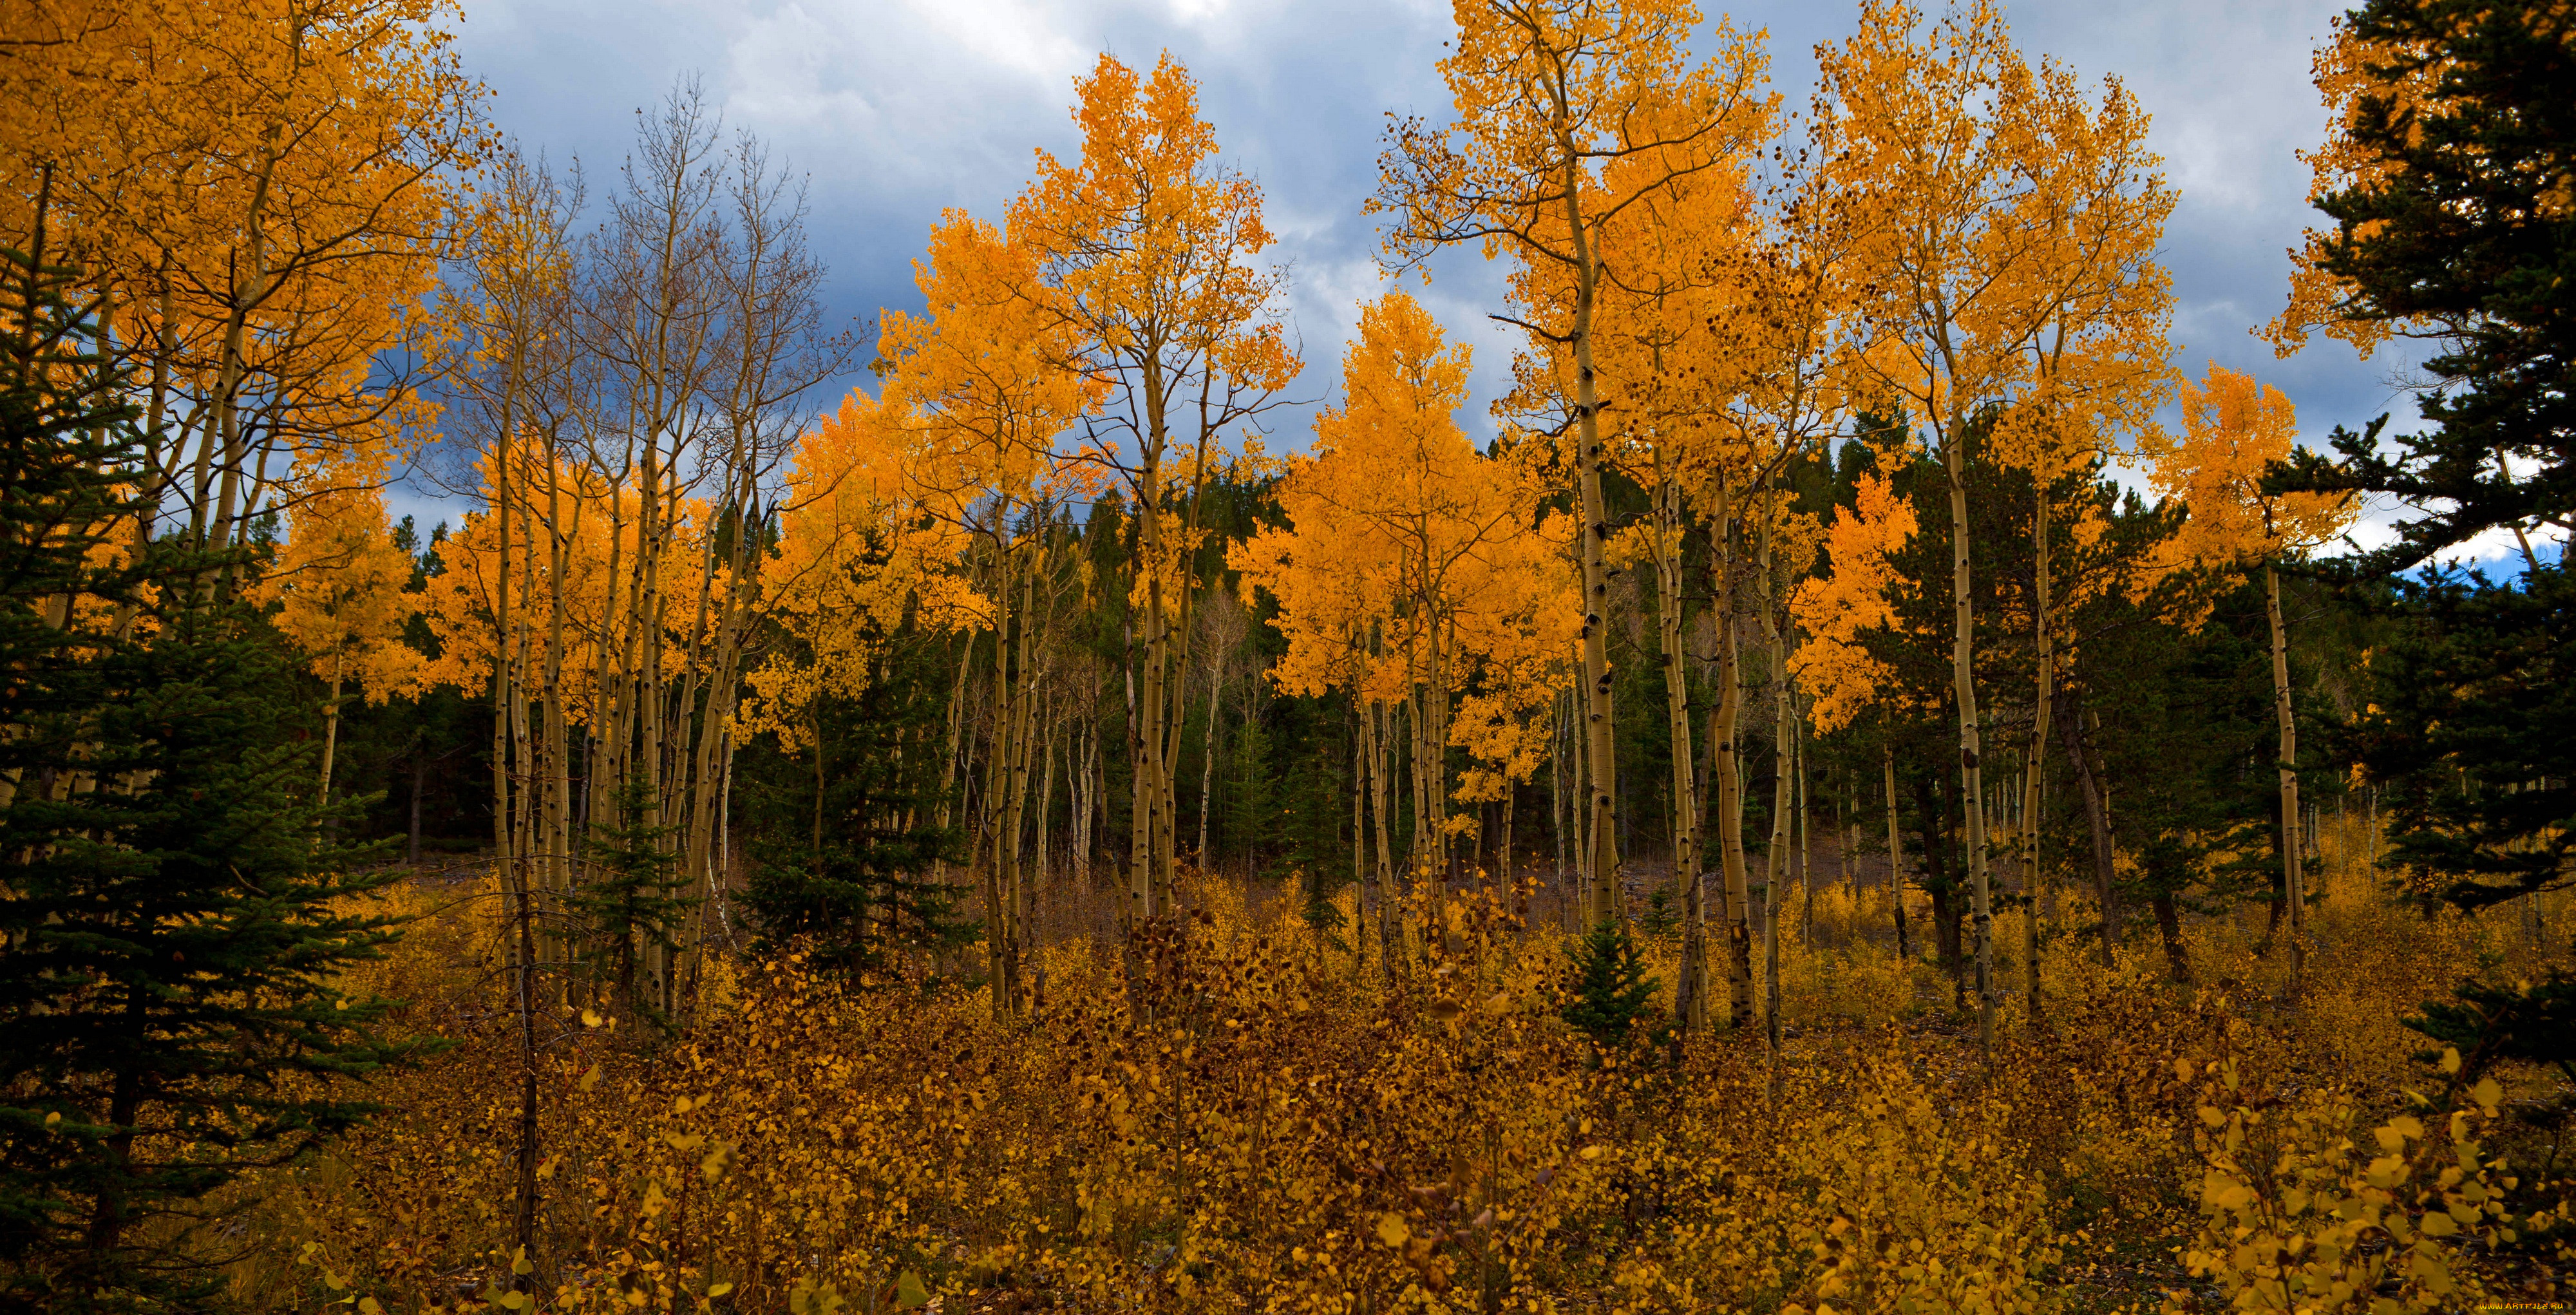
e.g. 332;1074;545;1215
1351;700;1365;975
1654;465;1707;1030
1368;699;1399;978
317;662;345;806
1198;647;1224;867
2060;697;2121;966
2024;487;2054;1026
1796;707;1814;943
1560;168;1620;926
1130;462;1166;925
1942;440;1996;1057
2266;562;2304;983
1710;486;1753;1026
1884;749;1912;963
408;750;426;865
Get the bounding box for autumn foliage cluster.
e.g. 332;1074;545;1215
5;0;2575;1312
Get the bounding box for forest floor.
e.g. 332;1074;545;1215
210;822;2574;1312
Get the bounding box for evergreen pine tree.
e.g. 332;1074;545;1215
0;230;429;1310
735;630;967;977
2273;0;2575;907
1561;920;1661;1052
572;777;694;1028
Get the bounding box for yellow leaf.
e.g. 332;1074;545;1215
895;1269;929;1309
581;1008;603;1028
2472;1077;2503;1111
1376;1213;1411;1247
2440;1047;2462;1075
707;1282;734;1298
578;1064;601;1093
511;1246;533;1276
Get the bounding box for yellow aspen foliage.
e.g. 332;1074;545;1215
3;0;483;545
1011;50;1300;918
739;393;978;750
412;447;718;726
262;475;424;703
1235;292;1573;846
2168;1052;2519;1313
1381;0;1772;921
1791;469;1920;735
2142;363;2359;575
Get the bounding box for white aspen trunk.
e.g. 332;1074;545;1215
1558;151;1620;928
2266;562;2304;983
1551;689;1568;900
1943;437;1997;1057
1884;750;1912;963
1036;705;1057;897
1710;484;1752;1026
1197;647;1224;867
1367;699;1399;977
1765;612;1792;1064
1796;707;1814;943
1656;464;1708;1032
319;662;345;805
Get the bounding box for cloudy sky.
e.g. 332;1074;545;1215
424;0;2506;563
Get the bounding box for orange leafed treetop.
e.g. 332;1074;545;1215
1826;0;2170;466
1791;467;1919;733
1012;53;1298;464
260;473;424;703
1236;292;1574;715
739;392;981;751
2141;363;2358;574
879;209;1101;556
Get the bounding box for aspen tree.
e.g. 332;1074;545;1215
1581;90;1776;1025
880;210;1094;1016
1196;591;1251;867
263;475;424;807
2141;364;2356;980
1985;53;2177;986
5;0;480;568
1379;0;1768;927
1823;0;2170;1056
1236;293;1571;963
1014;54;1298;929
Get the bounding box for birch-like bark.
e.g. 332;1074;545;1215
2022;486;2054;1025
2266;562;2304;983
1558;151;1620;927
318;661;345;805
1197;645;1224;867
1942;439;1996;1057
1710;484;1753;1026
1884;750;1912;962
1654;463;1707;1031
